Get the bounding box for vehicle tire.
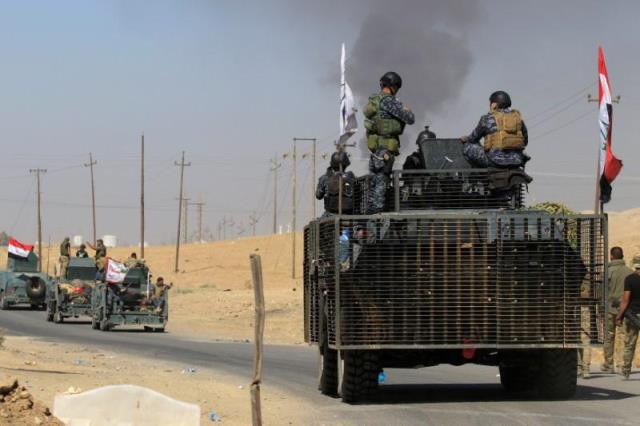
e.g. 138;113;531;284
499;364;535;393
339;350;380;404
25;278;46;300
99;309;110;332
53;308;63;324
0;292;7;310
318;331;338;396
536;349;577;400
46;302;54;322
143;326;153;332
154;327;165;333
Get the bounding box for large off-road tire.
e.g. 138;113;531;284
499;364;536;393
25;278;46;300
318;335;338;396
0;292;8;310
536;349;577;400
339;350;380;403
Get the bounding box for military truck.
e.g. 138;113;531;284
0;252;50;310
90;265;168;332
304;138;606;403
46;257;97;323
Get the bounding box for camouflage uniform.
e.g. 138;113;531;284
316;168;356;216
621;261;640;378
578;279;592;378
364;92;414;214
59;238;71;279
602;258;632;371
622;311;640;377
463;108;529;167
94;242;107;271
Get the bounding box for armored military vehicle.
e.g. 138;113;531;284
0;252;50;310
46;257;97;323
90;265;168;332
304;138;606;403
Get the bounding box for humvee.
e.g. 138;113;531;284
46;257;97;323
90;265;168;332
0;252;50;310
304;138;606;403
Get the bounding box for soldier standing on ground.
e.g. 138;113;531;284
85;239;107;272
75;244;89;258
363;71;414;213
461;91;529;168
59;237;71;279
616;254;640;380
152;276;172;313
602;247;632;373
316;151;356;216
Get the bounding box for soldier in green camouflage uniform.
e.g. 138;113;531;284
86;239;107;272
59;237;71;279
616;254;640;379
602;247;632;373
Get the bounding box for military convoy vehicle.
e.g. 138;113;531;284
91;265;168;332
46;257;97;323
0;252;50;310
304;138;606;403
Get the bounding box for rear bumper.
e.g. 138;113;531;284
106;312;167;326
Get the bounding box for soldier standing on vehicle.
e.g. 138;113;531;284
316;151;356;216
59;237;71;279
124;252;139;268
86;239;107;271
363;71;415;213
152;276;172;313
461;91;529;168
616;254;640;380
75;244;89;258
602;247;632;373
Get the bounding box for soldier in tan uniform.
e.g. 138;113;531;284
86;239;107;272
602;247;632;373
59;237;71;279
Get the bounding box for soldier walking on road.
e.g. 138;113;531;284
59;237;71;279
363;71;414;214
602;247;632;373
616;254;640;380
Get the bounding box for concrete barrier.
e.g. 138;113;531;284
53;384;200;425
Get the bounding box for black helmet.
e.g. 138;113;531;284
489;91;512;109
330;151;350;171
379;71;402;91
416;126;437;144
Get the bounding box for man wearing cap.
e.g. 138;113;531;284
616;254;640;380
601;247;632;374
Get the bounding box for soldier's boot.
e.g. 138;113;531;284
600;364;614;374
581;368;591;379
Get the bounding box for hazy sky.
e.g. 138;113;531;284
1;0;639;245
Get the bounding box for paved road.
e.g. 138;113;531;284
1;309;639;425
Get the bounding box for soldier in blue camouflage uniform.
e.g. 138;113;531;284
461;91;529;168
315;151;356;216
363;71;415;213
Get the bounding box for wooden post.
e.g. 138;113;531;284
249;254;265;426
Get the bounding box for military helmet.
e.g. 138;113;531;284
632;254;640;270
330;151;350;171
380;71;402;91
489;90;512;108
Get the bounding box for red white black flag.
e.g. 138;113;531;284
598;47;622;204
8;237;33;258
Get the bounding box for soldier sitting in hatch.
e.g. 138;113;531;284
461;91;529;168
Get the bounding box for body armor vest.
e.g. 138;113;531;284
363;92;404;153
325;172;354;214
484;110;525;151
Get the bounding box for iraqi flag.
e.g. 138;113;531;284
598;47;623;204
338;43;357;146
8;237;33;259
105;258;128;284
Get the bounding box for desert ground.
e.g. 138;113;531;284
1;208;639;424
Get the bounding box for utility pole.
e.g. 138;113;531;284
140;134;145;258
191;198;206;242
270;156;281;234
587;93;621;214
249;212;258;237
182;196;191;244
174;151;191;272
84;153;98;247
291;138;316;279
29;168;47;272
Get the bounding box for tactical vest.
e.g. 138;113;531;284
363;92;404;153
325;172;354;214
484;110;525;151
